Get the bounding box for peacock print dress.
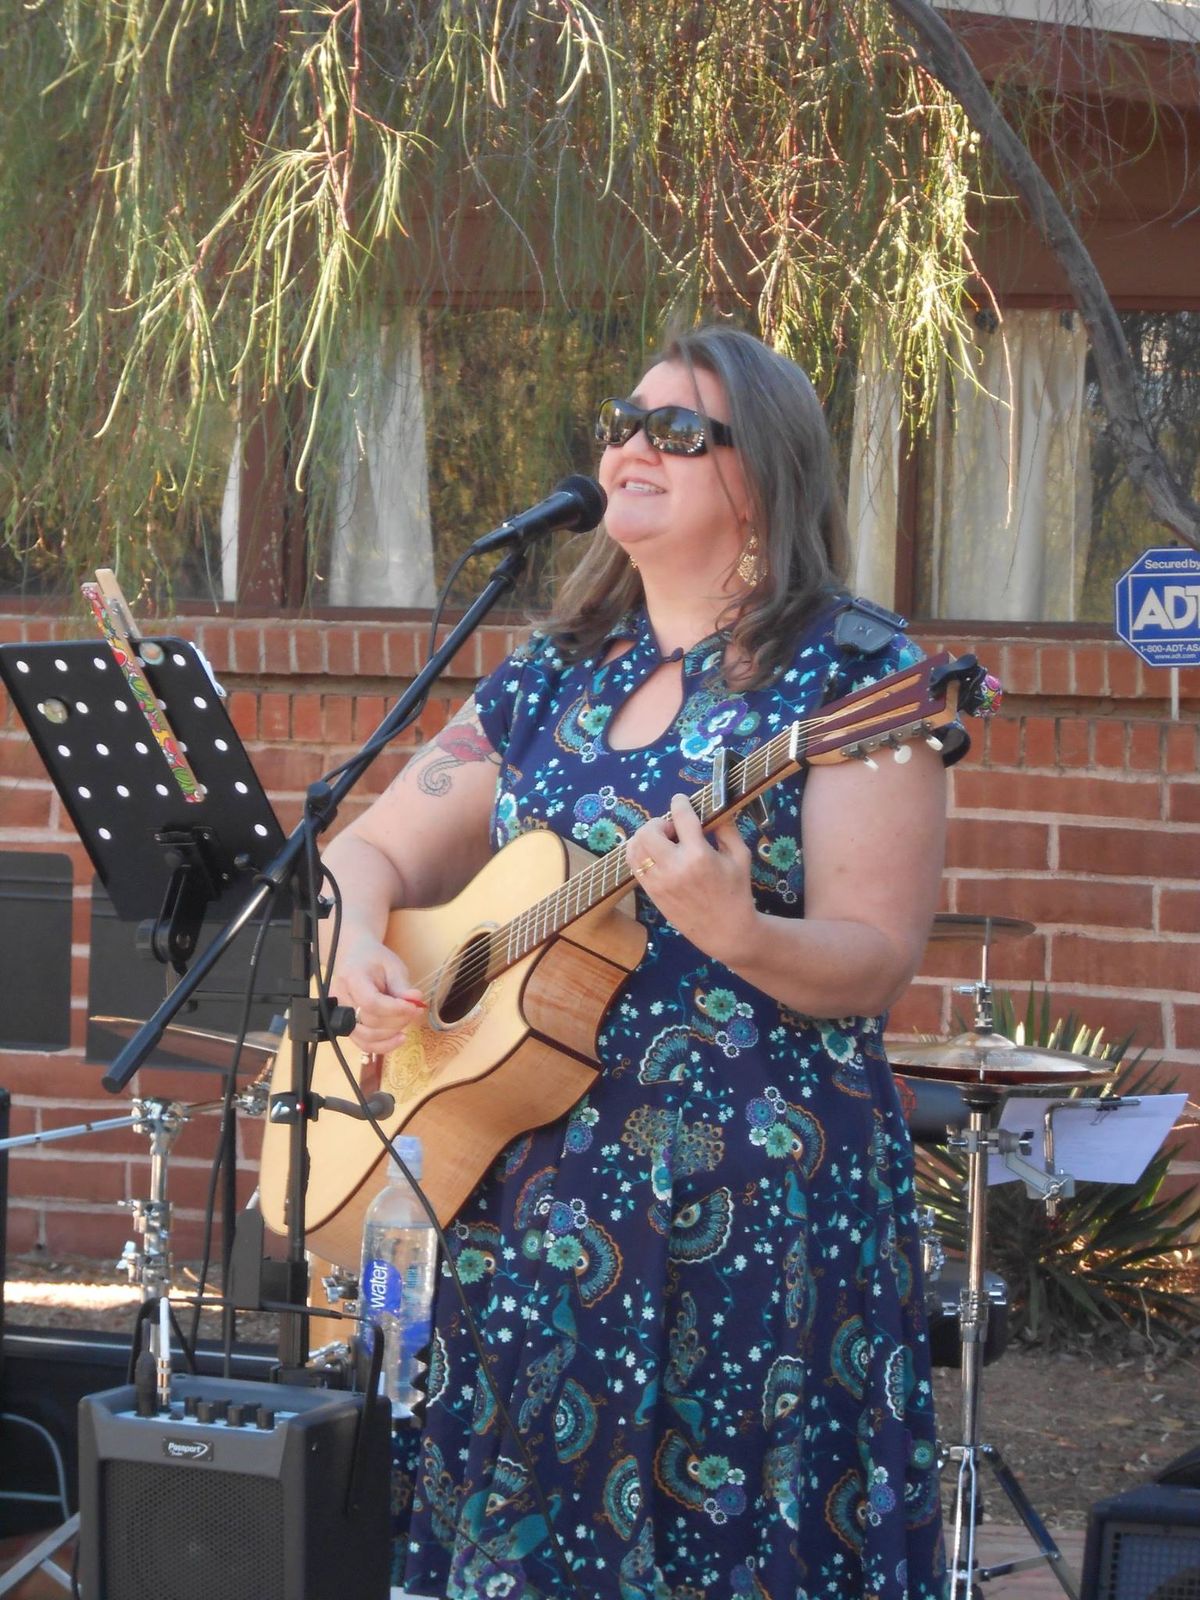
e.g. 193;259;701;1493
398;603;951;1600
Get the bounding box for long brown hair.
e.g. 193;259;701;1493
543;325;850;687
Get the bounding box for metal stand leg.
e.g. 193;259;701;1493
946;1088;1079;1600
0;1512;79;1595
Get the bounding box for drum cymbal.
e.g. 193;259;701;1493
92;1015;280;1075
928;914;1037;942
888;1030;1113;1087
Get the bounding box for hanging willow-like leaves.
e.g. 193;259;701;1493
2;0;992;599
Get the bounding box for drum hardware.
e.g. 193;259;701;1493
894;924;1114;1600
917;1204;946;1283
929;914;1037;943
0;1090;255;1596
92;1013;281;1076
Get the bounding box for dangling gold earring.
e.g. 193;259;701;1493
628;553;639;571
737;531;761;585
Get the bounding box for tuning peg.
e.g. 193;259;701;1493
848;746;879;770
892;743;912;764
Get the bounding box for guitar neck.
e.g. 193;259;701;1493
489;651;965;978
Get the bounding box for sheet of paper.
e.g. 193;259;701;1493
987;1094;1188;1187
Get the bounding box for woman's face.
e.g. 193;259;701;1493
598;359;753;584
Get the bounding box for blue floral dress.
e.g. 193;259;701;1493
398;605;949;1600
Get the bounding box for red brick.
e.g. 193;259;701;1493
1161;887;1200;936
262;624;292;674
259;691;290;742
291;692;323;743
1106;649;1144;699
1060;824;1200;879
954;770;1160;820
5;1208;40;1254
1022;716;1056;769
0;737;51;780
0;783;55;829
230;626;263;674
357;627;387;677
1072;647;1108;698
1038;645;1073;696
955;874;1152;931
1091;720;1125;768
255;745;324;793
1177;1003;1200;1050
984;716;1021;768
291;626;325;674
1058;719;1089;768
7;1153;128;1204
1051;933;1199;994
919;933;1047;984
887;981;947;1038
1166;724;1197;774
1127;723;1161;771
1000;642;1040;695
479;628;519;673
353;695;388;740
1168;782;1200;824
945;817;1051;871
323;695;354;744
1044;990;1166;1049
385;627;421;678
39;1207;144;1259
227;690;258;739
326;628;357;677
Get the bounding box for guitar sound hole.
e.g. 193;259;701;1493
439;933;492;1024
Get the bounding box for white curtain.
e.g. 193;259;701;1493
847;308;1092;621
928;309;1090;620
330;313;436;608
848;330;903;608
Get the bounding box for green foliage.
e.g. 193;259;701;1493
1;0;991;603
915;990;1200;1349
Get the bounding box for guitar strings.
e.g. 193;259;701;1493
404;714;818;1005
404;667;930;1007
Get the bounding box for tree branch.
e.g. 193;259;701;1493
884;0;1200;551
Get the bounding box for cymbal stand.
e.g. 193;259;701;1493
0;1093;254;1595
945;1074;1079;1600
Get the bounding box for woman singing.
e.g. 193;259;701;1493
324;325;954;1599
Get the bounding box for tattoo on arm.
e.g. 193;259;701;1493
397;699;501;798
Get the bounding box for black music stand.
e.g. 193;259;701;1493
0;637;285;964
0;635;295;1330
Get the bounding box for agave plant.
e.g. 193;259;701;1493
915;990;1200;1347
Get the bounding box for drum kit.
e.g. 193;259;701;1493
892;911;1118;1600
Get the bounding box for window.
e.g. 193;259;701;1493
850;307;1200;623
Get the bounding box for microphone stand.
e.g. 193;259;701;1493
102;542;534;1373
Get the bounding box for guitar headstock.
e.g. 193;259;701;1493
803;652;1000;767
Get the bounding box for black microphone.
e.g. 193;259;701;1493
466;475;607;556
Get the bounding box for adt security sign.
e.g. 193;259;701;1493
1114;546;1200;667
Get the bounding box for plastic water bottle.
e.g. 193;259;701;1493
358;1136;438;1418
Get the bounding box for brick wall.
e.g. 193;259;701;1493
1;611;1197;1262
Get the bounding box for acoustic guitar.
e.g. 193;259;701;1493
258;651;989;1267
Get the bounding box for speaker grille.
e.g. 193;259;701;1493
1100;1524;1200;1600
102;1460;286;1600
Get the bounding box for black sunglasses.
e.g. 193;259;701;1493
595;396;734;456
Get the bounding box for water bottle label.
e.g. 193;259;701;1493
361;1255;404;1319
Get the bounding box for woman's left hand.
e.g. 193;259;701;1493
628;793;757;963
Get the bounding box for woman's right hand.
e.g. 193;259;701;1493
331;931;427;1056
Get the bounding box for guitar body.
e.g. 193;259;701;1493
256;649;989;1270
259;829;646;1267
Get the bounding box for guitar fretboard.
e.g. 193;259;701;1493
494;720;808;974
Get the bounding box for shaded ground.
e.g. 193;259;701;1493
931;1339;1200;1527
6;1256;1200;1530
